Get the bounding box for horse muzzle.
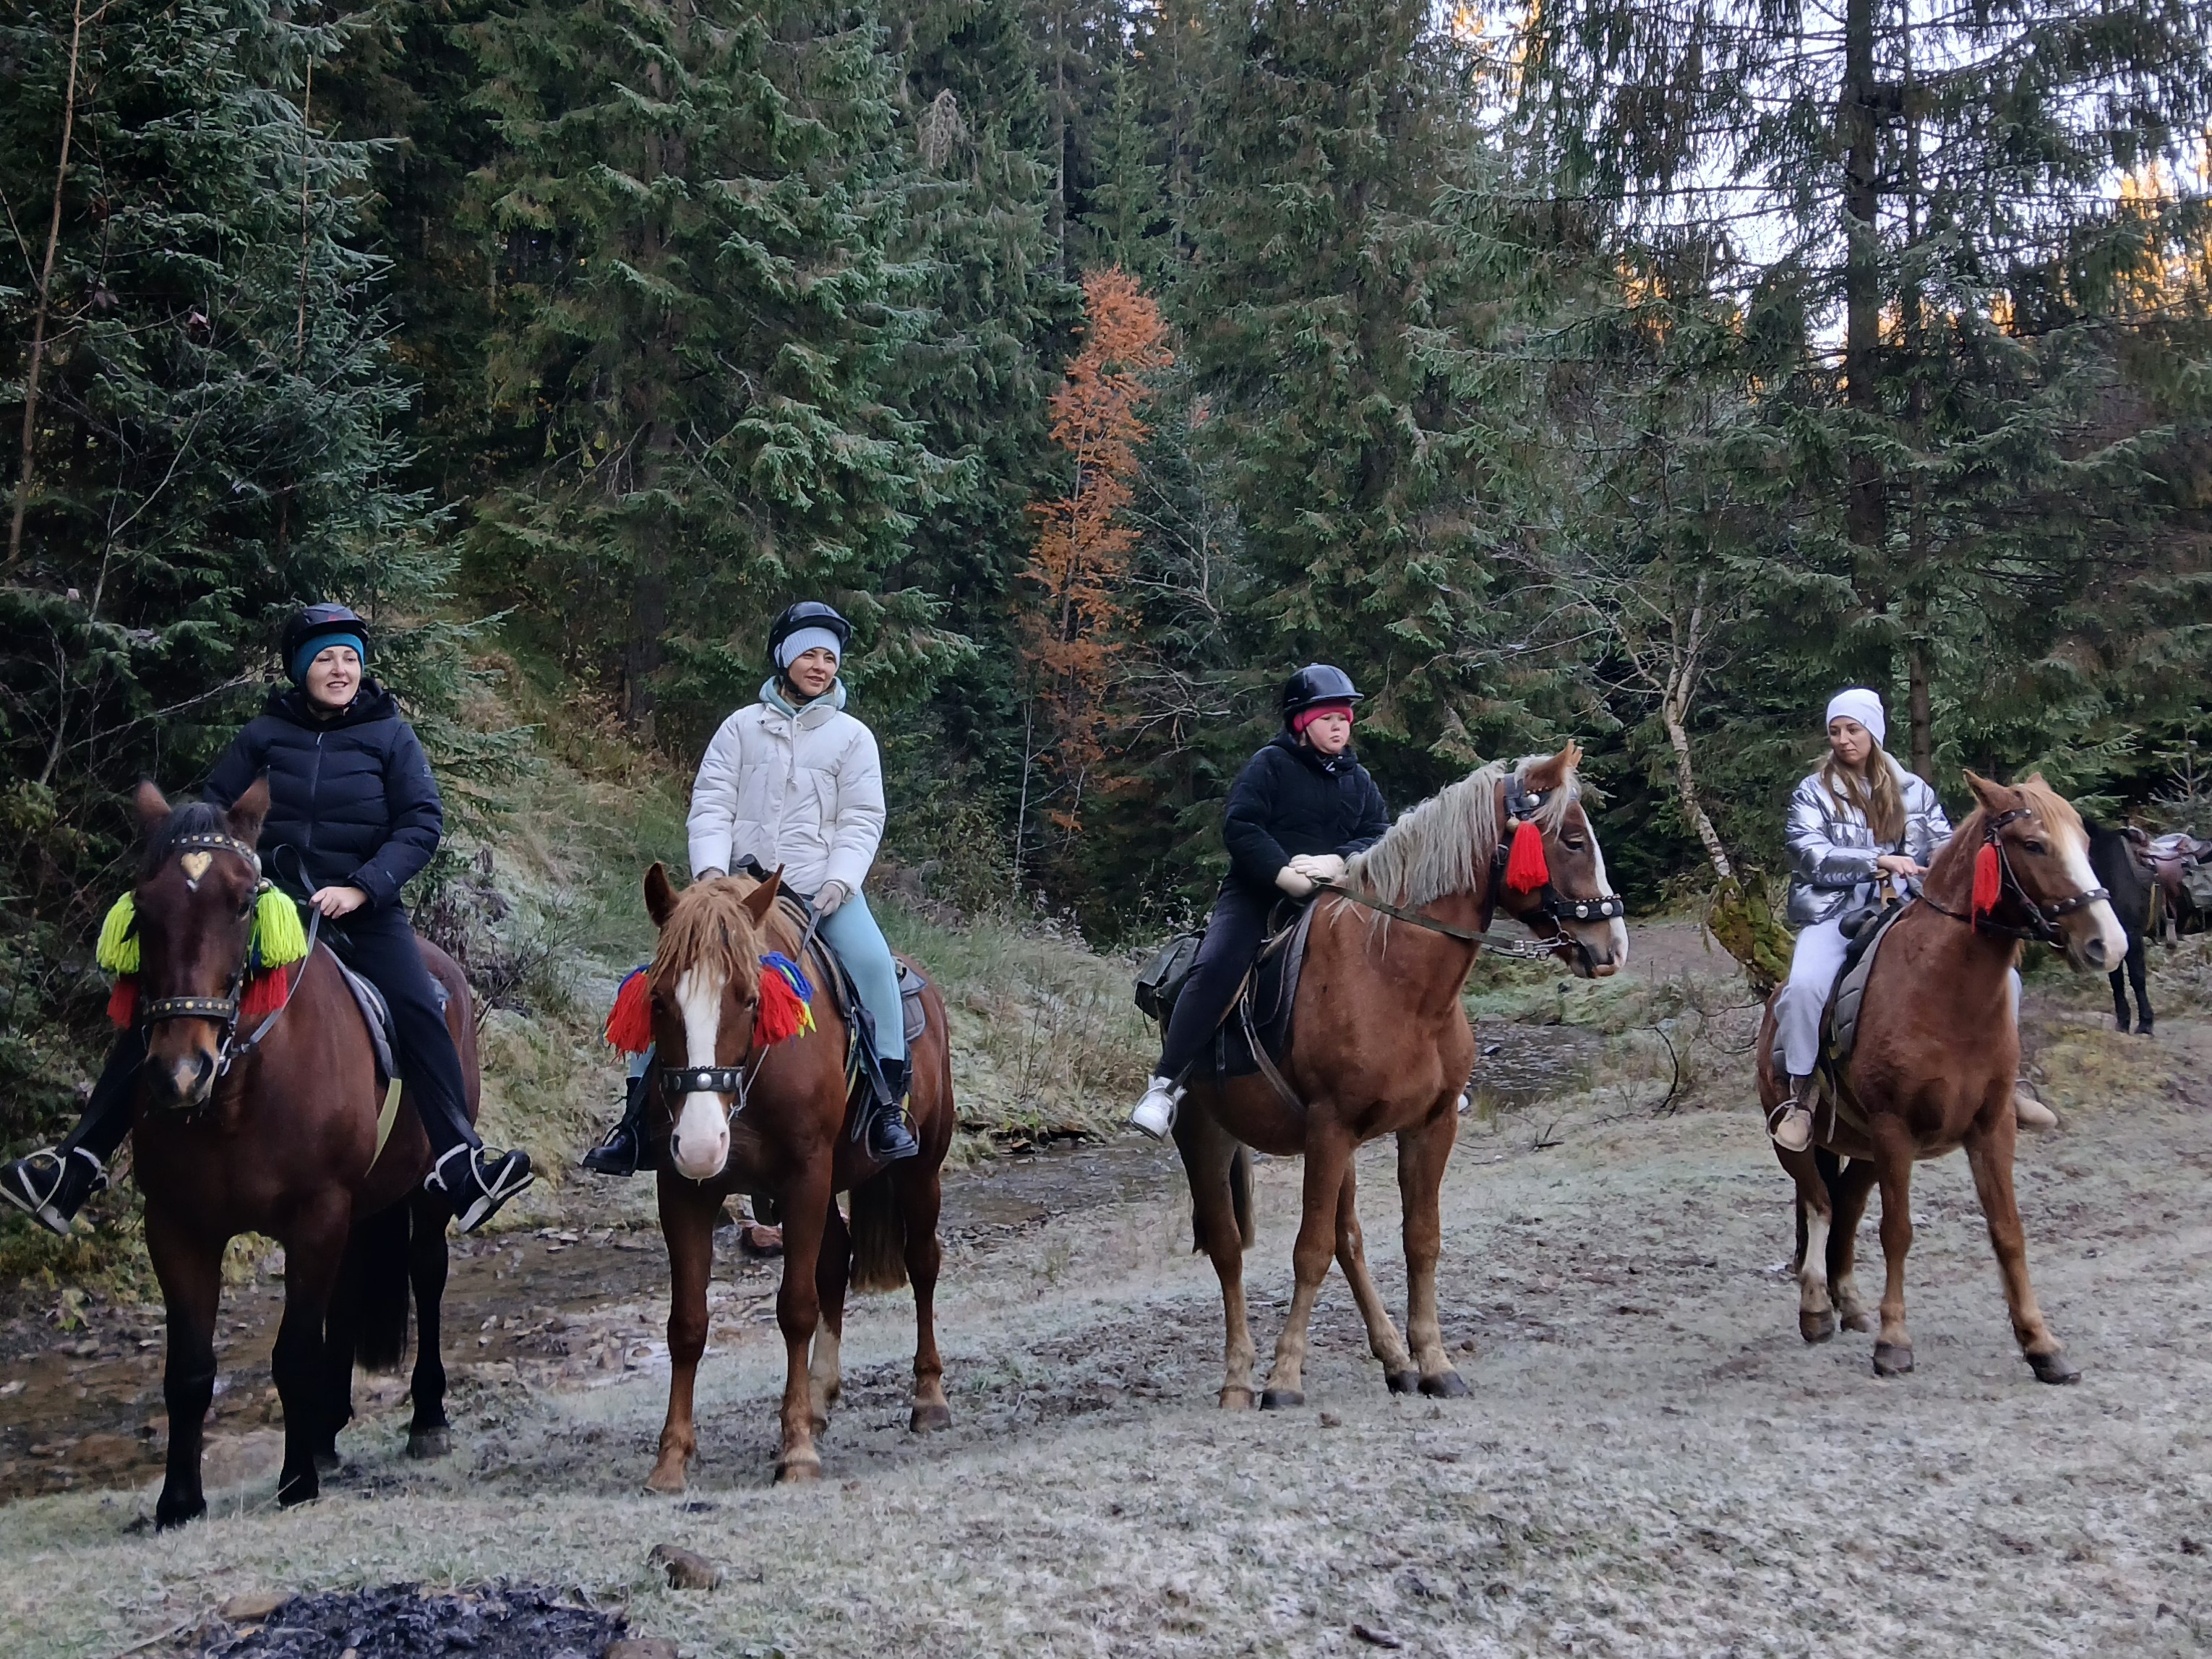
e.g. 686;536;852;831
667;1092;733;1182
143;1034;220;1107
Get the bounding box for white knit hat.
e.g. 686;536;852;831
1825;687;1886;747
774;626;843;671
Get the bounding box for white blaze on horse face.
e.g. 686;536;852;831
2052;818;2129;972
1590;831;1629;971
669;964;733;1180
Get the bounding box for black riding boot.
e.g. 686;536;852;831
582;1072;650;1176
0;1032;142;1237
865;1057;919;1163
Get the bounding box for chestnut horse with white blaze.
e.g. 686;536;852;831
1174;745;1629;1408
1758;773;2127;1382
636;865;955;1487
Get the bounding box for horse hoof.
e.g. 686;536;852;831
2028;1350;2080;1386
1801;1309;1837;1344
154;1496;205;1532
909;1403;953;1433
406;1426;451;1461
1841;1311;1874;1334
1259;1389;1305;1410
1419;1370;1471;1399
644;1462;688;1496
1218;1387;1255;1411
276;1471;319;1509
1386;1370;1421;1395
775;1454;823;1485
1872;1342;1915;1376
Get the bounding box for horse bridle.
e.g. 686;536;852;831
134;832;315;1076
651;994;773;1131
1920;805;2109;945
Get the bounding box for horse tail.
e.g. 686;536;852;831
343;1200;414;1373
848;1170;909;1295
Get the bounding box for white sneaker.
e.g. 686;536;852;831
1128;1076;1183;1140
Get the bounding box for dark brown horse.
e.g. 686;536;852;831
1759;773;2127;1382
1174;745;1629;1408
636;865;955;1487
125;782;468;1527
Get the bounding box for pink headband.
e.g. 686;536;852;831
1291;703;1354;737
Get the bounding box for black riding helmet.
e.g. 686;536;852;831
766;600;852;666
280;602;372;685
1279;664;1363;724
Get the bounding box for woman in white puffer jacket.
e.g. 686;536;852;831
583;601;918;1172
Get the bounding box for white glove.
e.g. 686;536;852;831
814;880;851;917
1274;865;1316;899
1288;853;1346;884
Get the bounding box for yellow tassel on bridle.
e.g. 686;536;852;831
249;884;309;971
96;893;140;976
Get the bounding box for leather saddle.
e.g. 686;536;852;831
1211;900;1319;1106
765;891;929;1112
327;945;447;1086
1767;900;1908;1131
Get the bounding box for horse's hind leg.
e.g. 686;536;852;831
2129;930;2152;1035
1823;1155;1878;1334
273;1191;351;1507
1177;1108;1257;1410
648;1174;721;1494
1780;1145;1836;1342
1397;1107;1467;1397
2108;966;2131;1032
896;1157;951;1433
406;1188;452;1458
810;1201;850;1434
1963;1121;2078;1384
146;1206;220;1530
1333;1164;1417;1394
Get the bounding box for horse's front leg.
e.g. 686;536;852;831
648;1173;721;1494
1962;1117;2078;1384
1397;1104;1467;1396
145;1204;221;1530
1260;1121;1353;1409
274;1191;352;1506
1870;1125;1917;1376
773;1161;835;1482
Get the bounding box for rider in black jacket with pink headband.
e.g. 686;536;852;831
1128;666;1390;1137
1;604;533;1237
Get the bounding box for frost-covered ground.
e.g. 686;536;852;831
2;970;2207;1658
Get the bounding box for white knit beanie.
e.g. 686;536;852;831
1825;687;1886;747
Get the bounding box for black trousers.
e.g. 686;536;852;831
63;905;479;1163
1158;882;1275;1082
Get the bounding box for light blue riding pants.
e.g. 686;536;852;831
817;888;906;1062
1779;916;2018;1077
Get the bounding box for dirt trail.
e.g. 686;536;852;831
1;979;2208;1656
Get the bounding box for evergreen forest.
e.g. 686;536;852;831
7;0;2212;1120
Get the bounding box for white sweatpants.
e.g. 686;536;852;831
1778;914;2018;1078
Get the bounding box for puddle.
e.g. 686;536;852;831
1469;1019;1600;1110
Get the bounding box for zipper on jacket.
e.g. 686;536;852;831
304;731;324;854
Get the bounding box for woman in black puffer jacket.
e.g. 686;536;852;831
1127;664;1390;1138
1;605;532;1236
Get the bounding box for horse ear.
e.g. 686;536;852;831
225;777;270;846
1963;770;2011;813
644;862;678;928
1523;742;1579;791
742;867;784;925
134;779;171;833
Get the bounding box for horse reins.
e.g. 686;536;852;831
1916;806;2110;945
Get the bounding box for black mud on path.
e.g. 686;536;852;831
0;1019;1594;1505
173;1583;625;1658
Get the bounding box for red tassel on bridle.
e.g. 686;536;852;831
604;965;654;1055
1972;840;2002;917
107;977;138;1027
1504;818;1551;893
238;969;289;1023
753;968;807;1047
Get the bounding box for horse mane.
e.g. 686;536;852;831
651;877;792;987
1345;755;1579;907
140;800;231;877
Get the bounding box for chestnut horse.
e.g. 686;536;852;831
1758;773;2127;1382
636;865;955;1487
1173;745;1629;1408
124;783;468;1527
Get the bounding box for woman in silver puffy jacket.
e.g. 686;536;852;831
1770;688;2053;1149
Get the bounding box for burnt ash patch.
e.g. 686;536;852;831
192;1583;625;1658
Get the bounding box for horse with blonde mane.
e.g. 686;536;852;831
1173;744;1629;1408
1758;772;2127;1381
635;865;955;1486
